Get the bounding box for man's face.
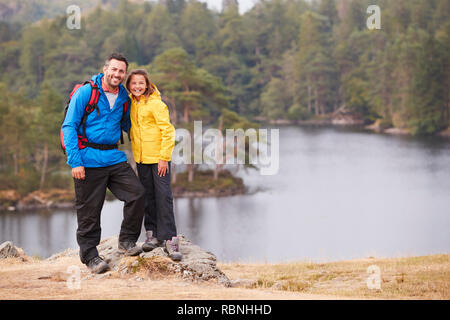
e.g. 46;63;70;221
103;59;127;88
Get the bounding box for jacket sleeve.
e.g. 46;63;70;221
152;101;175;161
61;84;90;168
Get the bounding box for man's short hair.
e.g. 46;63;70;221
104;53;129;70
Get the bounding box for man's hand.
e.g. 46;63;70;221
158;160;169;177
72;166;85;180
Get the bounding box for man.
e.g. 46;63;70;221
62;53;145;274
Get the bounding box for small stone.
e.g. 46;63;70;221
183;270;193;277
0;241;20;259
271;281;285;290
96;272;112;279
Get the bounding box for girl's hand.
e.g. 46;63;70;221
158;160;169;177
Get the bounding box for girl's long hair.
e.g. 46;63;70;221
126;69;155;101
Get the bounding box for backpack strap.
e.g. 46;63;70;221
81;80;100;140
120;100;130;145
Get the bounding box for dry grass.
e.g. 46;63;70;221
1;253;448;300
0;256;331;300
123;255;176;279
218;254;450;300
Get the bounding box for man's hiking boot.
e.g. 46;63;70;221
87;256;110;274
142;231;163;252
165;236;182;261
118;241;143;256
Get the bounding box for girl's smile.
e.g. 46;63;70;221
128;74;147;100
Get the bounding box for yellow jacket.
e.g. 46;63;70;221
130;85;175;164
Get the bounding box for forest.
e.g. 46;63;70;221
0;0;449;195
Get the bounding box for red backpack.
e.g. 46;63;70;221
60;80;129;154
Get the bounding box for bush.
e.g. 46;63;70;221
287;104;310;121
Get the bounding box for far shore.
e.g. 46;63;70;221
0;172;247;212
253;116;450;137
0;189;247;212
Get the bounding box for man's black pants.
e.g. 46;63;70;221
136;162;177;241
74;161;145;264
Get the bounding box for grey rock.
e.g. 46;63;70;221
131;260;139;268
271;280;286;290
46;248;79;261
95;272;112;280
140;247;167;259
45;235;231;286
0;241;20;259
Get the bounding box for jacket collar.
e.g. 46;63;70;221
93;73;126;97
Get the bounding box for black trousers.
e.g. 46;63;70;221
73;161;145;264
136;162;177;241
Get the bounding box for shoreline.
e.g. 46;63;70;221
253;117;450;137
0;188;248;213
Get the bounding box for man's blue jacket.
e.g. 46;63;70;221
62;73;131;169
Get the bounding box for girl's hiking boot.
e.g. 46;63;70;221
165;236;182;261
87;256;110;274
118;241;143;256
142;231;163;252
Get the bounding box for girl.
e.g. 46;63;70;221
126;69;181;261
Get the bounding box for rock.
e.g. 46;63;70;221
46;248;79;261
176;235;231;286
45;235;231;286
0;190;21;202
95;272;112;280
140;247;167;259
437;128;450;137
0;241;20;259
0;190;21;211
16;189;75;211
271;280;286;290
332;105;364;126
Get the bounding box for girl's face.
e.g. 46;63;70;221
128;74;147;98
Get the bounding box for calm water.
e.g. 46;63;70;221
1;126;450;262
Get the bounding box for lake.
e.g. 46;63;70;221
1;126;449;262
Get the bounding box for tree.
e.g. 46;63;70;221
178;1;216;56
135;4;181;63
296;11;337;116
33;84;63;189
408;32;447;135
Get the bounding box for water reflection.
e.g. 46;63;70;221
0;209;77;258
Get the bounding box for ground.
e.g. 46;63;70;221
0;253;448;300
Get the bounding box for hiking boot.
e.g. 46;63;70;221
142;230;163;252
165;236;182;261
87;256;110;274
118;241;143;256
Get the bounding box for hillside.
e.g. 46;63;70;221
0;0;150;23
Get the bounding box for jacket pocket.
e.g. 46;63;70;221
142;140;161;158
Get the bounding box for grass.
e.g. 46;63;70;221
126;256;174;279
172;169;245;196
218;254;450;299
